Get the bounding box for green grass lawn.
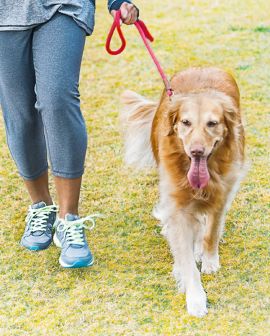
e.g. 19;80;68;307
0;0;269;335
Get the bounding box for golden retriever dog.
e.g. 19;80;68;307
120;67;246;317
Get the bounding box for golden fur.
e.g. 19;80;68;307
120;67;246;317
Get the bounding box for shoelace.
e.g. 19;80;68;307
56;214;103;246
26;205;59;233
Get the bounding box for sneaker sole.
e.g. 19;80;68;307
53;234;94;268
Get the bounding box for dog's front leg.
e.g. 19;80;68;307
167;212;207;317
202;210;225;274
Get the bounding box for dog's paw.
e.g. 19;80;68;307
201;252;220;274
186;286;208;318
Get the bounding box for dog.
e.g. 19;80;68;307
120;67;246;317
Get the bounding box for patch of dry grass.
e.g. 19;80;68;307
0;0;269;335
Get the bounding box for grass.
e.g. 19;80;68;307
0;0;269;335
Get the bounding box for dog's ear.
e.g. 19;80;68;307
162;95;183;136
217;93;242;139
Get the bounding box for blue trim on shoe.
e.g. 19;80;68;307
59;257;94;268
20;239;52;251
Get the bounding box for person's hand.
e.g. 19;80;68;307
111;2;139;25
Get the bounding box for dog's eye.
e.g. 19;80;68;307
181;119;191;127
207;121;218;127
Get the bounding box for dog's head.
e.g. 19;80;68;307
164;91;239;189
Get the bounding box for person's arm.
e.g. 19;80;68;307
108;1;139;25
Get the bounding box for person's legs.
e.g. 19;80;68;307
32;13;87;218
24;171;52;205
31;13;94;266
0;30;56;250
0;30;49;184
54;177;81;217
0;30;53;205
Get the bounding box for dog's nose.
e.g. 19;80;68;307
190;145;205;157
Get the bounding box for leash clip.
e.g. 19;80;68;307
167;88;174;99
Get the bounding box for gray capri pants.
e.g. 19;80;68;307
0;13;87;180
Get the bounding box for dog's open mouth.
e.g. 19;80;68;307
187;156;210;189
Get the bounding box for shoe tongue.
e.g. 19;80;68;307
32;230;43;236
65;213;80;221
31;201;47;209
187;157;210;189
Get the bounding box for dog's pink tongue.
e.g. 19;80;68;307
187;157;210;189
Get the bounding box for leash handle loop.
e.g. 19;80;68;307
106;10;126;55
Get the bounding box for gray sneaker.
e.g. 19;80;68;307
21;202;58;251
53;213;101;268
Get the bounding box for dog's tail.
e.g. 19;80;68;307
120;90;157;169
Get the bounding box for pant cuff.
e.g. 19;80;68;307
19;166;49;181
52;168;84;179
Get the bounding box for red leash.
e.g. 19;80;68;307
106;10;174;98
